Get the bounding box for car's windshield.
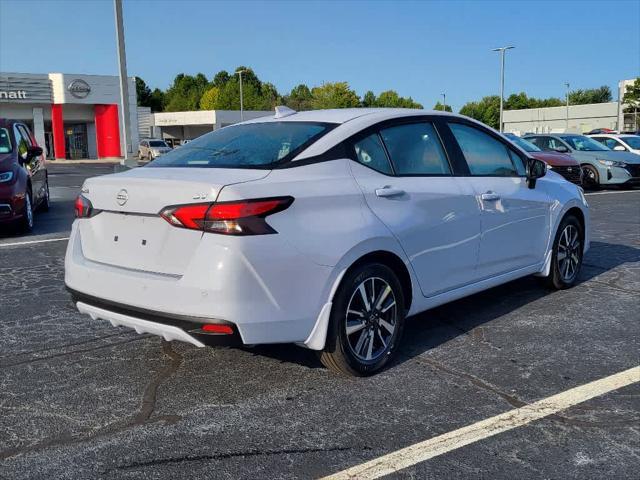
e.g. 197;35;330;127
561;135;610;151
621;136;640;149
0;128;12;153
505;134;541;152
148;122;334;168
149;141;168;148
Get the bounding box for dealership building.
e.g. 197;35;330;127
503;79;638;135
0;72;138;160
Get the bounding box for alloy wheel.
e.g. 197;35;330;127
344;277;397;362
557;224;581;282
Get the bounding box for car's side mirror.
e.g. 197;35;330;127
613;145;626;151
554;146;569;153
26;145;43;160
526;158;546;189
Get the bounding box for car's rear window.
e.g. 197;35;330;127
0;128;11;153
149;141;168;147
148;122;334;169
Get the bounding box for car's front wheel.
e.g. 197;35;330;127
581;164;600;189
319;263;405;376
544;215;584;290
18;189;34;233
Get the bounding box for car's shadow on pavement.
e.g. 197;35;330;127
249;241;640;374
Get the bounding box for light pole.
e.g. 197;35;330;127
492;46;514;132
441;93;446;111
113;0;134;167
565;82;570;131
235;69;246;121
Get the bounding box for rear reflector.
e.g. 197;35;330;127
201;324;234;335
159;196;293;235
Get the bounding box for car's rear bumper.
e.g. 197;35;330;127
69;288;242;347
65;221;334;346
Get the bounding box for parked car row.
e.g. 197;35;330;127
504;132;640;188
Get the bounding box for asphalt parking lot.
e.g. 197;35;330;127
1;164;639;479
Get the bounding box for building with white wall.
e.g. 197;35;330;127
0;72;138;160
503;78;638;135
151;110;271;145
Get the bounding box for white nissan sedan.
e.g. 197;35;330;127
65;108;589;376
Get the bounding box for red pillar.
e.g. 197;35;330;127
51;104;66;160
94;104;121;158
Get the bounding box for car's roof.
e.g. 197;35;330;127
243;108;456;125
590;133;637;139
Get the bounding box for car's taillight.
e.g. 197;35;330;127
159;196;294;235
74;194;100;218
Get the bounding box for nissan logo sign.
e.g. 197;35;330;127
116;189;129;206
68;79;91;99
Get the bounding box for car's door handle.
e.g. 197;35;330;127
481;192;501;201
375;186;405;198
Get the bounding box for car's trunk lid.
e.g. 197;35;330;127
78;167;270;275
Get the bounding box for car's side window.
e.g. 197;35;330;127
604;138;623;150
14;125;30;159
547;138;567;151
353;133;393;175
508;149;527;176
379;122;451;175
449;123;519;176
0;128;12;153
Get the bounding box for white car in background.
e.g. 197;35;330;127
589;134;640;156
138;139;172;161
66;108;589;376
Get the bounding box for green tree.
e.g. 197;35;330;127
148;88;165;112
311;82;360;109
459;96;501;129
361;90;377;107
199;86;219;110
623;78;640;130
213;70;230;88
285;84;314;111
164;73;210;112
433;101;452;112
375;90;422;108
622;78;640;110
568;86;612;105
135;77;152;107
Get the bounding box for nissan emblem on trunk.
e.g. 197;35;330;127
67;79;91;99
116;189;128;206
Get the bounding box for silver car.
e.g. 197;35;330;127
138;139;172;161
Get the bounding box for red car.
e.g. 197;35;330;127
505;133;583;185
0;118;49;232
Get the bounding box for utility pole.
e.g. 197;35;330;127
114;0;135;167
235;69;246;121
565;82;570;132
492;46;514;132
441;93;446;111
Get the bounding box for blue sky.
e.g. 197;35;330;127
1;0;638;110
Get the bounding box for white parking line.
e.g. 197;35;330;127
321;365;640;480
585;190;640;196
0;237;70;248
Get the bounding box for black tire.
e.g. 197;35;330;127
39;177;50;212
17;188;34;233
318;263;405;376
581;164;600;190
543;214;584;290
